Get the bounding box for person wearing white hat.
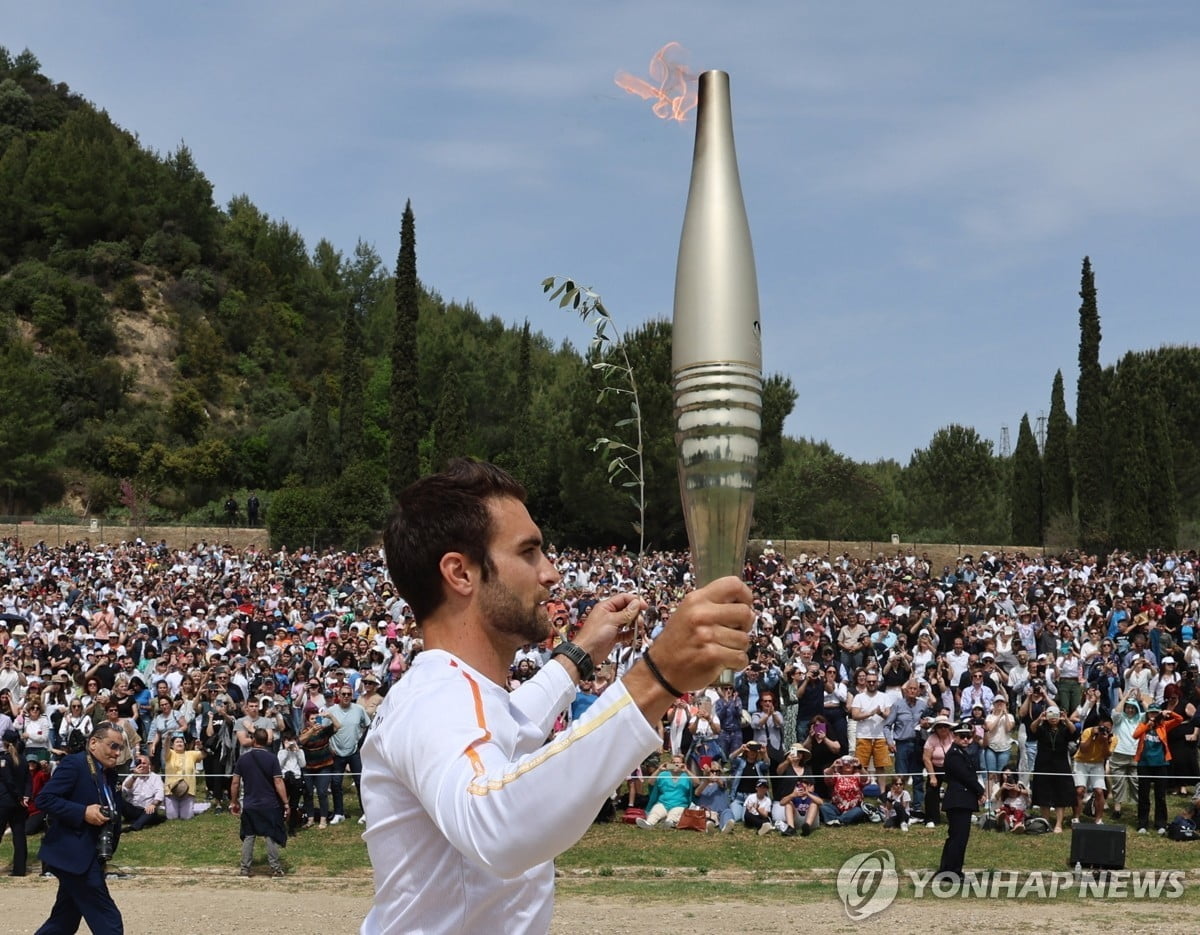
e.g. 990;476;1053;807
1028;704;1075;833
936;722;985;881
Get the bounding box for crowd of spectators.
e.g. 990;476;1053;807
1;535;1199;861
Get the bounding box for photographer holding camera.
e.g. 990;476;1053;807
1073;709;1115;824
34;722;126;934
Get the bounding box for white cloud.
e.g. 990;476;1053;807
832;43;1200;242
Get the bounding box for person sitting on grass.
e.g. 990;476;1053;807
784;777;821;836
819;756;870;826
883;775;912;831
772;743;815;836
742;778;775;835
635;754;695;829
994;770;1030;833
728;740;770;819
693;757;736;833
120;754;165;832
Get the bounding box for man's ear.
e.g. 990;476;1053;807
439;552;477;599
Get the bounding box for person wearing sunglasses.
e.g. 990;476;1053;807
34;723;127;933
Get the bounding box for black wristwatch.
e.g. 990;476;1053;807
551;641;594;681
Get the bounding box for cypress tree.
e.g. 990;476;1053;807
1144;383;1179;548
1109;359;1151;551
431;364;468;472
502;320;533;481
1075;257;1108;551
339;291;365;466
307;375;336;483
389;200;420;497
1042;370;1073;531
1010;413;1043;545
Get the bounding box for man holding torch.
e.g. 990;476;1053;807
360;458;753;935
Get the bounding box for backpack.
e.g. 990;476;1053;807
65;728;86;754
1024;816;1052;835
1167;816;1197;841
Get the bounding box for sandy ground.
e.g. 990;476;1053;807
0;872;1195;934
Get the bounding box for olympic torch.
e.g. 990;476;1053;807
672;70;762;685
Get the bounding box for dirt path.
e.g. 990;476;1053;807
0;873;1192;934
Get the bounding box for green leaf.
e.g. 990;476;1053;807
615;418;635;427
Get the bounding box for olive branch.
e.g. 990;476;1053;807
542;276;645;555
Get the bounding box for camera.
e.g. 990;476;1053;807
96;805;116;862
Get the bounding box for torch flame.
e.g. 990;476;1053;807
615;42;696;122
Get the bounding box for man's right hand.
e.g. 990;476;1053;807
624;577;753;720
84;804;110;826
652;577;753;688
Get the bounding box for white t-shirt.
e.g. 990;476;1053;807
360;649;659;935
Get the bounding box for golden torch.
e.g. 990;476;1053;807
672;70;762;683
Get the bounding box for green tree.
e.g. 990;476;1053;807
1075;256;1108;551
389;200;420;497
307;376;336;483
759;374;798;479
0;78;35;130
167;382;208;442
903;424;1002;542
1010;414;1043;545
1043;369;1073;535
340;240;386;468
1109;360;1151;551
755;438;889;540
1143;382;1179;549
496;320;534;481
431;364;469;471
0;340;57;511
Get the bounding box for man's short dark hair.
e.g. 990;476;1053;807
89;723;122;745
253;727;270;747
383;458;526;623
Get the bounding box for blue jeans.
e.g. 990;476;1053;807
304;767;333;820
894;737;925;810
981;747;1010;775
819;802;868;826
331;751;363;818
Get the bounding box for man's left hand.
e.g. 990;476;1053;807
573;593;647;666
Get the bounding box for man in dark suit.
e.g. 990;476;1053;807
936;721;986;884
34;723;126;934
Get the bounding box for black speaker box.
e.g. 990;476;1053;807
1068;823;1126;869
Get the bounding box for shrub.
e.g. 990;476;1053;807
113;277;144;310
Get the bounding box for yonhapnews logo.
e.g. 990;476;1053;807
836;849;899;921
835;850;1186;920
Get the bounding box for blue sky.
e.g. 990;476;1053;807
7;1;1199;463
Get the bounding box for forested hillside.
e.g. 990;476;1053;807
1;48;1196;552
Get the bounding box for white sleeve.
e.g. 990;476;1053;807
394;675;659;879
508;659;575;734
